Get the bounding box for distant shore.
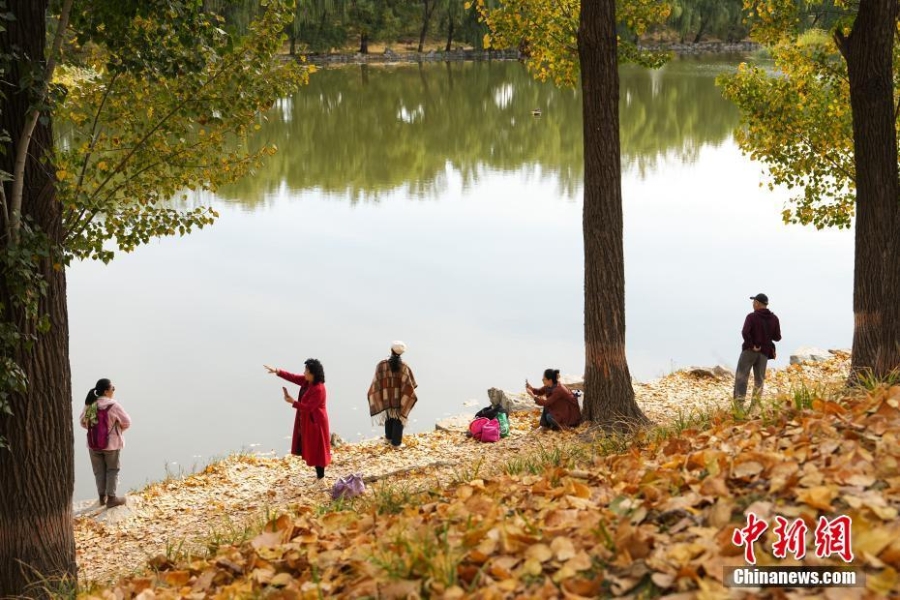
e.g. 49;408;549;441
289;41;762;66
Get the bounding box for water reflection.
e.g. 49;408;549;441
219;57;739;204
69;56;848;504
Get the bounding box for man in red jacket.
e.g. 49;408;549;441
734;293;782;410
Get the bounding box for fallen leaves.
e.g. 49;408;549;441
76;354;900;597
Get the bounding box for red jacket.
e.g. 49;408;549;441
277;369;331;468
532;383;582;427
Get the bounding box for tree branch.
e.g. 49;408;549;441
73;71;120;203
7;0;74;244
83;46;246;208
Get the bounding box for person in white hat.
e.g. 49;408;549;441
367;341;418;447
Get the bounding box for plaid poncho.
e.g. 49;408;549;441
367;359;418;425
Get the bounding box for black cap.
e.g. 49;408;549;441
750;293;769;304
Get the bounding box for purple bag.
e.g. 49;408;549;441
87;407;111;450
332;473;366;500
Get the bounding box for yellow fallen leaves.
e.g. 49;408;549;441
77;357;900;597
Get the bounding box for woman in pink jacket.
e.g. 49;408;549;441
79;378;132;508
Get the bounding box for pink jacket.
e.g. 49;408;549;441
79;397;132;450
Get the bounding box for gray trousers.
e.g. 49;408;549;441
734;349;769;405
89;449;120;497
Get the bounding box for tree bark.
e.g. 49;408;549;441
578;0;648;430
835;0;900;380
0;1;76;597
692;16;707;44
445;16;454;53
359;31;368;54
418;0;436;53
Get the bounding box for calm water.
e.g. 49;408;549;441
68;57;853;501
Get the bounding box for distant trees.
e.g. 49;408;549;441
667;0;747;43
212;0;485;54
212;0;769;53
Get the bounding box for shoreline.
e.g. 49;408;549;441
72;347;848;508
288;41;762;66
73;352;850;585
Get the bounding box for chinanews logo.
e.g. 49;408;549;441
725;512;864;589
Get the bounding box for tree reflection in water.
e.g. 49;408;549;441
218;56;742;206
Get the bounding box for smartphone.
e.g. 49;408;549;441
282;386;290;397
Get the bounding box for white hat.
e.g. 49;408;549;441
391;341;407;355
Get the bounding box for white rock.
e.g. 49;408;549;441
486;388;535;413
790;346;833;365
435;414;474;433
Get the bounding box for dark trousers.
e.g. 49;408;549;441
539;409;560;431
89;449;120;497
385;418;404;447
734;349;769;406
315;466;325;479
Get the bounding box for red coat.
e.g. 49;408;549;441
533;383;582;427
277;369;331;468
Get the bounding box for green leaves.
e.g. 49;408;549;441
717;2;892;230
55;0;312;261
478;0;671;88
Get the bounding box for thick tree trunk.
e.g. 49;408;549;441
578;0;648;430
836;0;900;380
0;1;76;597
359;32;368;54
418;0;435;53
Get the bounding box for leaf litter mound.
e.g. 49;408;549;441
77;353;900;597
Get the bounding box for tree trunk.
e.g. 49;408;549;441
418;0;435;53
577;0;648;430
359;31;368;54
290;28;297;56
445;16;454;53
0;1;76;597
835;0;900;380
692;16;707;44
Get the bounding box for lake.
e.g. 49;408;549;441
68;57;854;501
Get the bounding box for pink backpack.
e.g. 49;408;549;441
469;417;500;443
87;406;111;450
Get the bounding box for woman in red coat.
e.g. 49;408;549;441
264;359;331;481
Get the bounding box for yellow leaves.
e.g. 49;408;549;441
550;536;576;561
161;570;191;587
524;542;553;563
731;460;764;480
81;355;900;598
855;526;896;559
795;485;837;510
867;567;899;596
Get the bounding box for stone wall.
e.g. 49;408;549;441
305;49;521;66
